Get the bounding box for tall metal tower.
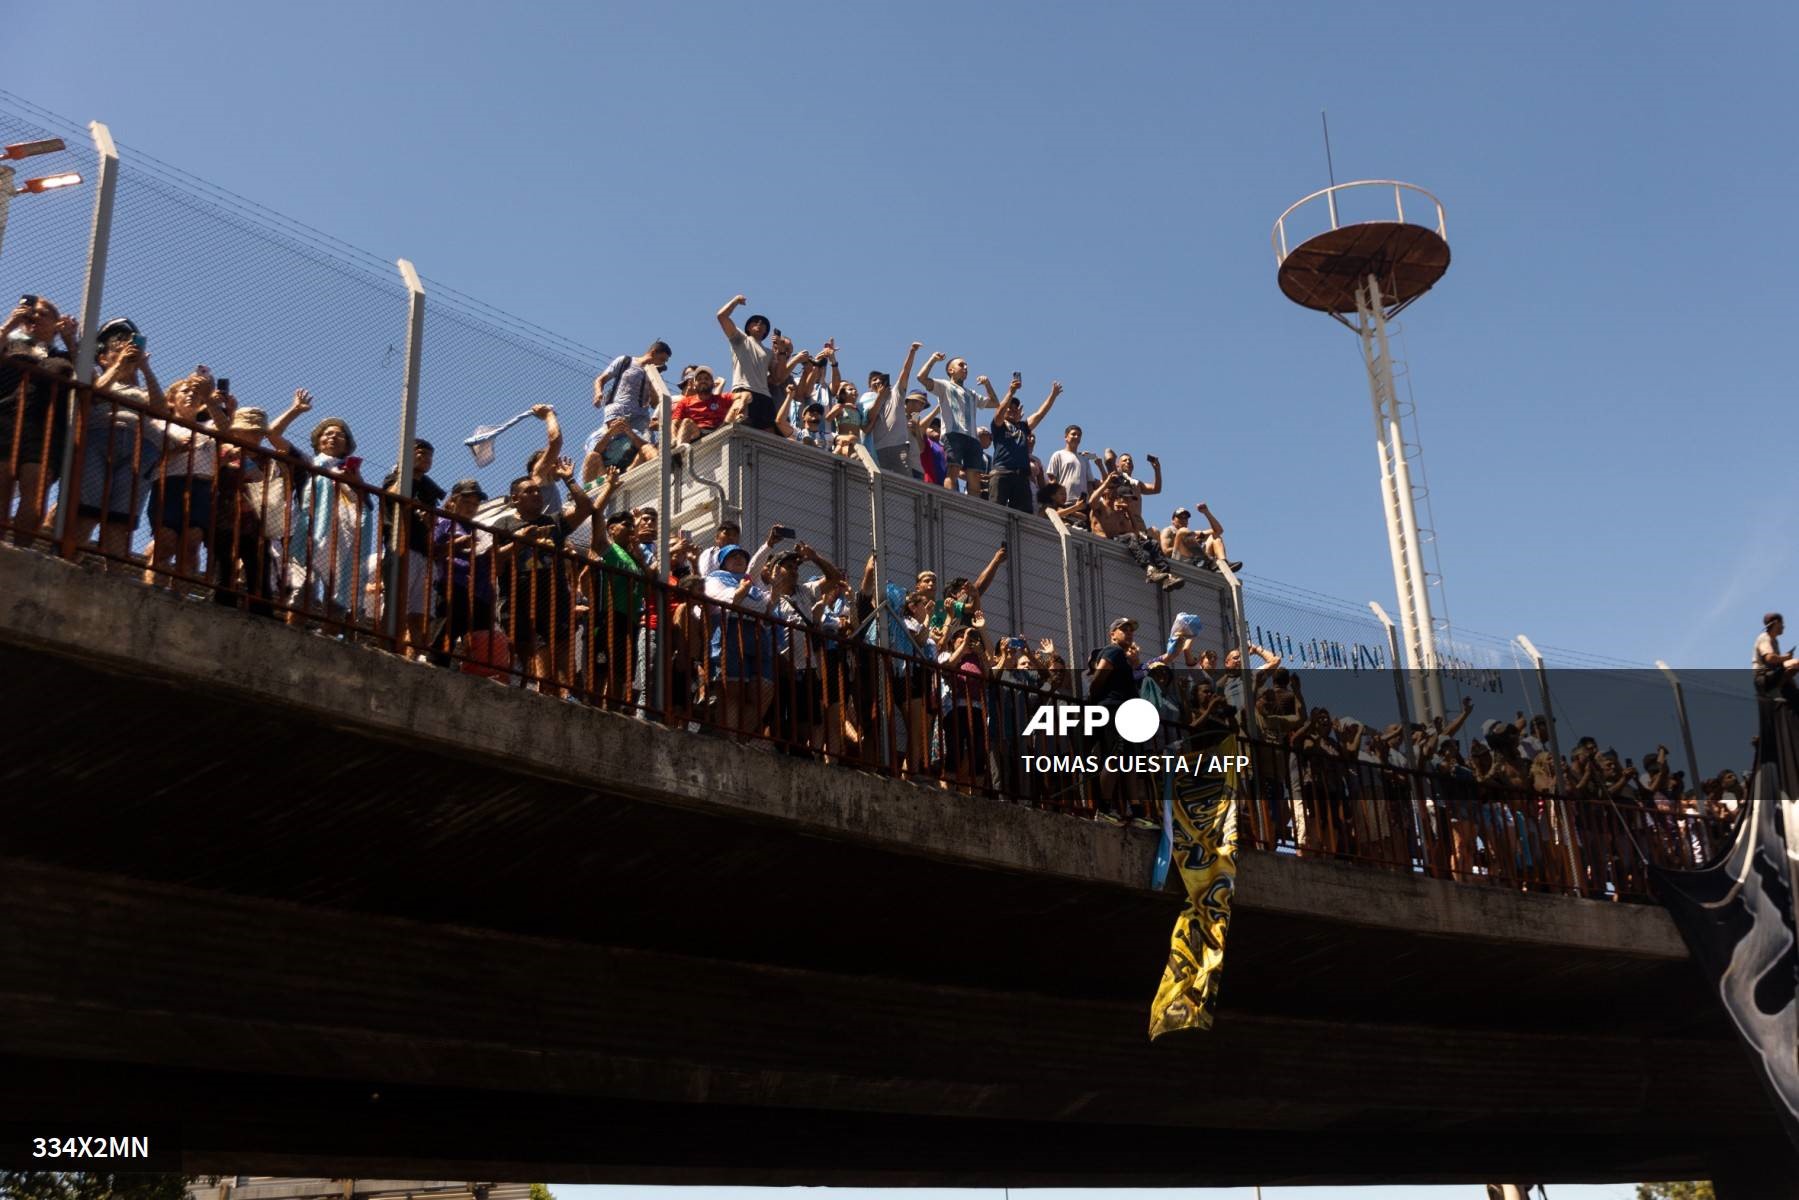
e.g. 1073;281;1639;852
1272;180;1452;719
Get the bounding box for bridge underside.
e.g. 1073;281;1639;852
1;546;1794;1187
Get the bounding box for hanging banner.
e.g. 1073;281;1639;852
1149;731;1242;1039
1650;689;1799;1150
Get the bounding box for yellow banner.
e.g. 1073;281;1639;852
1149;736;1242;1039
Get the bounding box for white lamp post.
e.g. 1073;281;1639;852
0;138;82;262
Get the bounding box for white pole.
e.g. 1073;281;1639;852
1356;279;1430;722
1364;274;1442;719
1655;658;1703;812
52;121;118;548
0;165;15;262
1216;558;1254;737
852;441;893;768
655;364;673;718
1046;508;1082;700
1368;601;1414;764
1372;599;1429;861
1517;634;1580;888
382;259;425;644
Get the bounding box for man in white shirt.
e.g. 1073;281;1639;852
861;341;924;474
1045;424;1102;500
717;294;783;434
916;350;1001;496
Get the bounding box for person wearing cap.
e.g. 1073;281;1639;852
592;340;672;471
0;294;77;547
703;537;778;738
862;342;924;475
989;378;1062;514
717;294;791;435
1754;612;1799;688
71;318;166;567
210;388;308;616
139;366;233;590
430;477;497;666
380;438;445;659
793;400;831;449
671;366;733;446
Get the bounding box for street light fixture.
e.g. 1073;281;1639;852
15;172;82;195
1;137;82;262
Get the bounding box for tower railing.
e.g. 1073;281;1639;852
1272;180;1448;265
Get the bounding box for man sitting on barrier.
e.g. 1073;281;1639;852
1163;502;1242;573
717;295;790;436
1088;472;1182;592
671;365;732;446
592;340;670;472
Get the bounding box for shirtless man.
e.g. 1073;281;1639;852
1162;502;1242;572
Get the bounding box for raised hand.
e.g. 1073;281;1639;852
531;403;554;420
291;388;313;413
553;455;576;481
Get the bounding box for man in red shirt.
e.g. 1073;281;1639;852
672;365;733;445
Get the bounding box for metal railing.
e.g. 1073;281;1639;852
1272;179;1449;265
0;364;1732;901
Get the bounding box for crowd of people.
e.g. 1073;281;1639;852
0;292;1755;900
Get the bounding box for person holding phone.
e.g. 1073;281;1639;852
0;295;77;547
988;378;1062;513
916;350;1001;496
73;317;166;568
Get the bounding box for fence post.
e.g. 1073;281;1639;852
1517;634;1581;889
1372;599;1430;870
649;363;674;722
852;442;892;771
1045;508;1082;700
1216;560;1254;738
1654;659;1702;794
381;259;425;646
1368;601;1414;759
51;121;118;551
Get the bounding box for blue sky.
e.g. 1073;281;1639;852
8;0;1796;674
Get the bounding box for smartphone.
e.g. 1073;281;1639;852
1011;371;1021;383
772;524;796;540
20;294;38;306
216;377;230;394
130;333;147;350
343;455;363;472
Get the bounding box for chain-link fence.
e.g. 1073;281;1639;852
0;91;623;555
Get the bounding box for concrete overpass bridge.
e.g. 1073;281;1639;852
0;545;1792;1193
